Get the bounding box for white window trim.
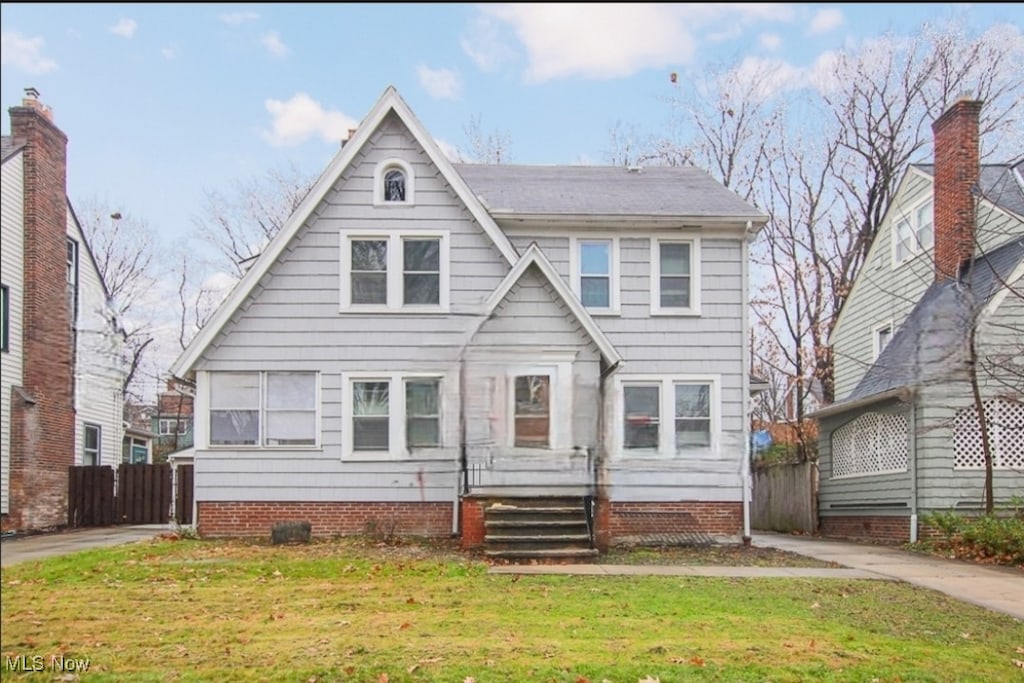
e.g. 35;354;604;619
339;230;450;313
205;371;321;450
891;196;934;267
569;235;621;315
650;236;702;316
342;372;448;461
613;374;720;458
872;319;894;360
83;423;101;466
373;158;415;206
505;362;573;452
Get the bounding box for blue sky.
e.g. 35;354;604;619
3;3;1020;249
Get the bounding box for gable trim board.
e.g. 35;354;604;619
171;85;520;379
483;243;622;366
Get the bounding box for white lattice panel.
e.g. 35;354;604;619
954;398;1024;470
832;412;908;478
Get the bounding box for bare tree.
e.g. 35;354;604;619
193;162;316;278
459;113;513;164
76;199;159;399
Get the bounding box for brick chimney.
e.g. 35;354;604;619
931;97;982;282
4;88;76;532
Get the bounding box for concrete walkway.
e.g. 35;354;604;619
0;525;170;567
751;532;1023;620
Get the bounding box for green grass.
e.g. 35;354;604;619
2;537;1022;682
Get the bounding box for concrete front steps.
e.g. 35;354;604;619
483;496;598;563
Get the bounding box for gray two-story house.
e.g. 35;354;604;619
170;86;768;556
813;98;1024;542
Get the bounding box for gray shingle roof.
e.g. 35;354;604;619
913;162;1024;218
453;164;767;220
842;235;1024;404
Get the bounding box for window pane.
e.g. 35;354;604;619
266;372;316;410
676;419;711;448
384;169;405;201
917;202;934;250
210;410;259;445
675;384;710;418
407;417;440;448
354;417;389;450
580;242;609;275
660;243;690;275
85;426;99;450
406;380;439;416
581;276;610;308
266;412;316;445
404;239;440;271
352;273;387;304
352;240;387;271
660;276;690;308
354;382;389;416
404;273;440;304
514;416;549;448
211;373;259;409
515;376;549;416
624;385;659;450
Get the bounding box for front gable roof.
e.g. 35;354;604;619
484;243;622;366
170;86;519;378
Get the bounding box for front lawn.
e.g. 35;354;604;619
2;537;1022;682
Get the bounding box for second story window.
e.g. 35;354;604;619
874;322;893;360
651;238;701;315
570;237;620;313
893;199;933;265
66;238;78;285
340;231;449;311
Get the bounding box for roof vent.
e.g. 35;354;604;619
627;165;642;173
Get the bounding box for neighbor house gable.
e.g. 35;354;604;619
171;86;519;378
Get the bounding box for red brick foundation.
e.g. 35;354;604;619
606;501;743;541
460;498;485;549
197;501;453;539
819;515;912;544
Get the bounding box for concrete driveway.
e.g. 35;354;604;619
0;525;170;567
753;532;1024;620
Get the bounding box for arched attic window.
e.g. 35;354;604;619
373;159;415;206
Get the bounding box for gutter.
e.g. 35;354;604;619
808;387;912;420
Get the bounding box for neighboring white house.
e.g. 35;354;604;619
1;89;126;531
170;86;768;552
813;99;1024;542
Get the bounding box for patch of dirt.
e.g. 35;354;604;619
601;543;842;568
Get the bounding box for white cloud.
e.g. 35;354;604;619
759;33;782;50
417;65;462;100
1;31;57;74
808;8;844;35
261;93;358;147
220;11;260;25
110;18;137;39
261;31;289;57
161;47;177;60
467;4;798;82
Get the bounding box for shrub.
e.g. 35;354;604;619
919;508;1024;567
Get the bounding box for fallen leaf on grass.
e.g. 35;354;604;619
811;602;821;609
1013;660;1024;669
464;678;476;683
406;597;416;604
638;677;661;683
1016;647;1024;654
960;632;971;639
576;677;590;683
407;665;419;675
689;656;705;667
378;674;389;683
398;622;412;630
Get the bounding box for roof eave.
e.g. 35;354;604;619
490;213;768;229
809;387;913;420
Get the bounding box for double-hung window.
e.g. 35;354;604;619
619;376;718;455
651;238;700;315
340;231;449;311
873;321;893;360
344;374;444;458
209;371;318;447
893;199;934;265
570;237;619;313
514;375;550;448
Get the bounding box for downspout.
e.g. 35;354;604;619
908;389;918;543
741;221;753;545
455;354;467;536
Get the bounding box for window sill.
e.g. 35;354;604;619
586;309;621;317
343;449;452;462
650;308;702;317
339;305;449;315
206;445;322;452
372;201;417;209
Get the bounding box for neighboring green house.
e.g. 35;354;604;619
152;381;194;457
812;99;1024;542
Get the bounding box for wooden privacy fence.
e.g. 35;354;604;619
68;463;193;527
752;460;818;533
